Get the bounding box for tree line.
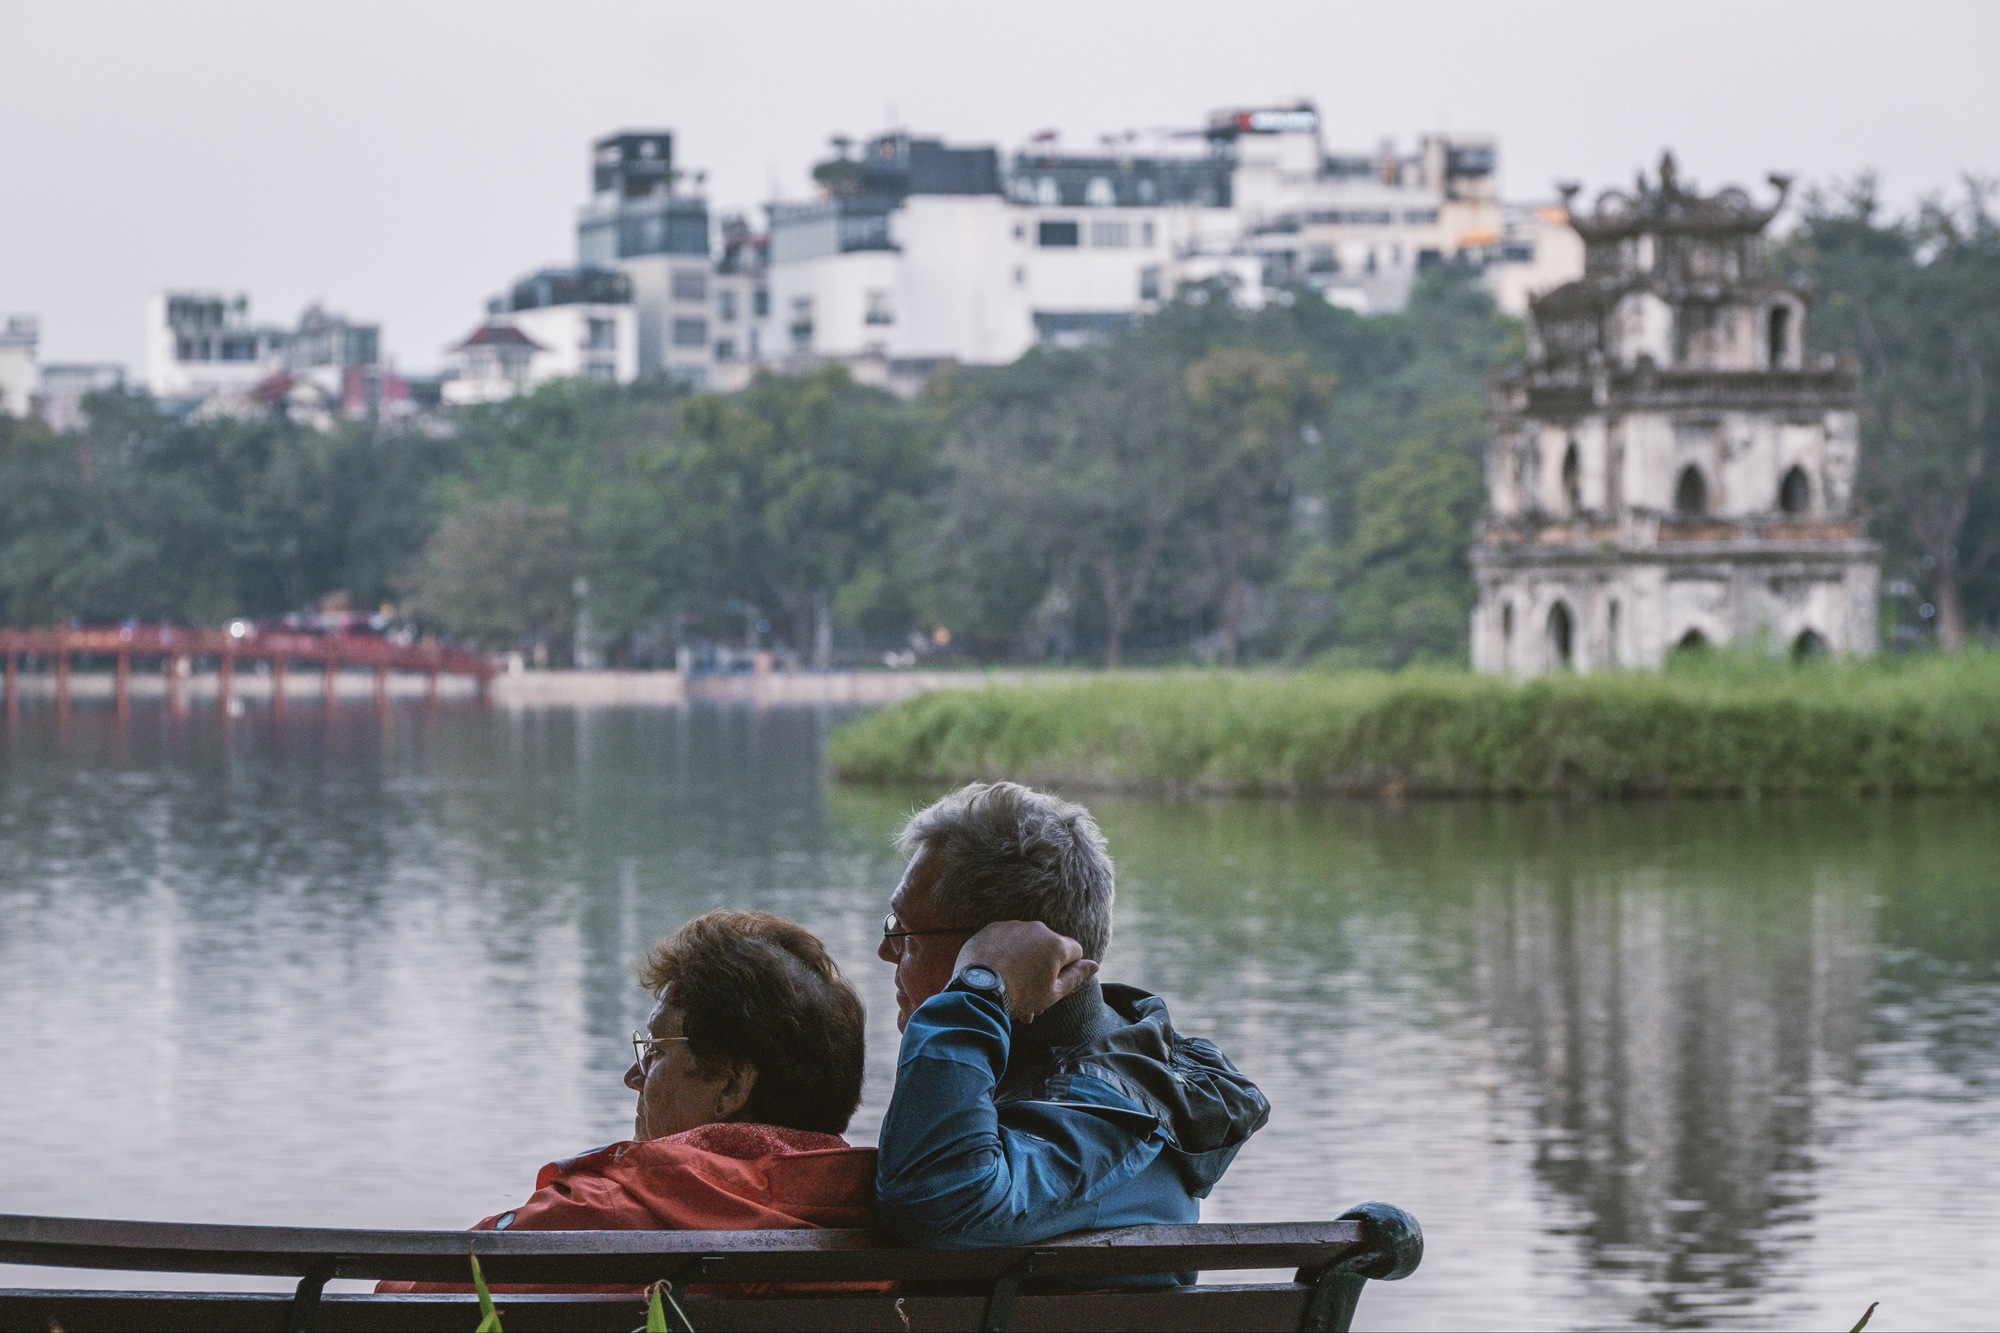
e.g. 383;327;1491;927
1;186;1993;665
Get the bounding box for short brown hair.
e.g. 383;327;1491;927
638;911;866;1135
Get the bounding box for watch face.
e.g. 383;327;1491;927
962;965;1001;989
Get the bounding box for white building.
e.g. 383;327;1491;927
37;362;127;433
577;131;720;386
747;106;1577;384
0;315;37;417
443;267;638;405
1471;156;1879;673
145;293;289;400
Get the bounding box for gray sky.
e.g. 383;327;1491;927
4;0;1996;372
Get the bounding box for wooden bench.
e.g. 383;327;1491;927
0;1202;1421;1332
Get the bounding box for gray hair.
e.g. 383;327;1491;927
897;781;1115;960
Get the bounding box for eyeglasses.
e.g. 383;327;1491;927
631;1030;691;1070
882;911;975;958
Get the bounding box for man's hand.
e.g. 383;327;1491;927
955;921;1099;1022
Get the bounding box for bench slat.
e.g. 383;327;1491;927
0;1214;1364;1284
0;1286;1315;1333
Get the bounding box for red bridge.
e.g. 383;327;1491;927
2;625;497;715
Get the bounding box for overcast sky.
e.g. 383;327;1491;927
4;0;1996;372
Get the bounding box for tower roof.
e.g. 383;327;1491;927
1560;152;1790;242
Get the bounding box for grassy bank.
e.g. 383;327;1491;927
827;654;2000;797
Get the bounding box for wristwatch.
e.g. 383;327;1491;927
948;964;1010;1013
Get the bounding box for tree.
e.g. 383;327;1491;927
407;498;580;654
1787;179;2000;646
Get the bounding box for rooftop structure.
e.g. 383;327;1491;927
1471;154;1879;673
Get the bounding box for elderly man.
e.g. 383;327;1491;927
875;781;1269;1248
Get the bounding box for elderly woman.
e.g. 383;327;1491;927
381;911;872;1291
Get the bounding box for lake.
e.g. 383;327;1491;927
1;702;1995;1329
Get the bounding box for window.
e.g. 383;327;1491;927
714;338;736;362
585;358;617;382
1038;220;1080;247
671;317;708;348
718;290;737;322
1089;220;1129;248
671;269;708;303
1562;441;1581;514
1085;177;1115;207
1675;465;1708;516
1140;220;1155;247
1791;629;1827;660
789;296;813;350
865;290;894;326
753;287;770;318
1768;305;1791;368
584;318;617;351
1607;600;1621;666
1139;266;1162;301
1013;223;1026;241
1778;465;1810;515
1035;178;1058;206
1548;602;1574;667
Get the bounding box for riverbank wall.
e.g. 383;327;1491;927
6;667;1075;708
828;656;2000;797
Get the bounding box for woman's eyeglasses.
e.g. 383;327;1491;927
631;1030;691;1070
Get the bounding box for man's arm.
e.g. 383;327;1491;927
873;987;1160;1247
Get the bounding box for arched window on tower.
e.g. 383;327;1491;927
1562;441;1581;515
1779;465;1810;515
1675;465;1708;516
1607;599;1621;666
1548;602;1574;668
1792;628;1827;661
1767;305;1792;369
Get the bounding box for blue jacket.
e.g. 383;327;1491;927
875;981;1269;1248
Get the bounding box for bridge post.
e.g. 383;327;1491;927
114;651;131;718
425;668;439;708
167;654;187;715
322;641;338;709
373;664;388;711
219;648;235;715
55;634;70;718
271;656;287;719
4;643;16;720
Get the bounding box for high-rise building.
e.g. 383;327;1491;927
577;131;717;385
1470;155;1879;673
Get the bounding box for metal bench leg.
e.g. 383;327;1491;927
1299;1266;1367;1332
288;1263;335;1333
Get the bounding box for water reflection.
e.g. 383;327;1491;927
1;704;1996;1329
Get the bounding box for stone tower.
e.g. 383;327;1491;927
1470;155;1879;674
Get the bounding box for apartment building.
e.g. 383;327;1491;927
577;131;721;386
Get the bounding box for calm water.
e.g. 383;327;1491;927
1;703;1996;1330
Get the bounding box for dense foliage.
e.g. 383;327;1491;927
828;653;2000;796
1782;180;2000;644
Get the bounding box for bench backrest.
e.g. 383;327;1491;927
0;1204;1422;1332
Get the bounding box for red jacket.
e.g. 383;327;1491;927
378;1122;876;1293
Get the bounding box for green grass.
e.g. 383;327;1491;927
827;653;2000;797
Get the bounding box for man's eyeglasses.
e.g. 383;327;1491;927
631;1030;691;1070
882;911;974;957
